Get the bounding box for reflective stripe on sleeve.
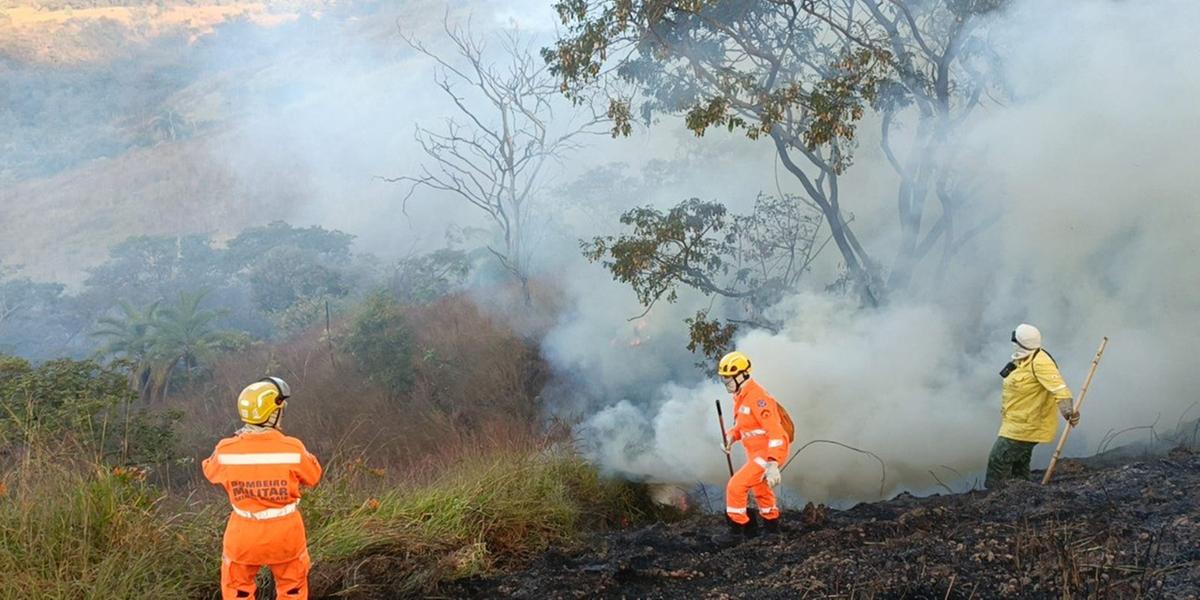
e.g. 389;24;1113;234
768;439;785;448
217;452;302;465
753;457;768;468
743;429;768;437
740;406;751;414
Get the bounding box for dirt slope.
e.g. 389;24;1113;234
449;448;1200;599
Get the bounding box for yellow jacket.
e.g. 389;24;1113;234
999;350;1073;443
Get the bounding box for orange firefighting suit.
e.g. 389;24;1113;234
202;428;322;600
724;378;790;524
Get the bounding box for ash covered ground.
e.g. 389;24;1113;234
451;448;1200;599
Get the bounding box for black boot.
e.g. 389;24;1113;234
743;511;760;539
715;516;751;546
761;515;781;535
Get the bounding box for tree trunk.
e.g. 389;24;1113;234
772;132;879;307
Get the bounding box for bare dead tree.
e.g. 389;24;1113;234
386;16;608;303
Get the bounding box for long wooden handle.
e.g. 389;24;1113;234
715;399;734;477
1042;337;1109;485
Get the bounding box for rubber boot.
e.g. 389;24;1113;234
761;515;781;536
743;511;760;540
715;516;750;547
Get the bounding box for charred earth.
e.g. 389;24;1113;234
449;448;1200;599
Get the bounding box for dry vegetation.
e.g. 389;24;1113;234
0;1;318;63
169;294;548;471
0;291;674;599
0;135;302;283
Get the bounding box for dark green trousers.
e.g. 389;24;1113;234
985;436;1037;488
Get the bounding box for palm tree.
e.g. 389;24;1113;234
92;301;161;402
94;290;241;403
147;290;234;402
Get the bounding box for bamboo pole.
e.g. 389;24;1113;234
1042;337;1109;485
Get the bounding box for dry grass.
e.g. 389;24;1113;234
0;2;309;63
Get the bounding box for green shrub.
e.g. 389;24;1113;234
0;356;180;464
342;292;415;398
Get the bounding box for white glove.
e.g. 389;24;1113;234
764;462;781;488
720;440;732;455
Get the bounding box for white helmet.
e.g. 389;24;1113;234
1012;323;1042;351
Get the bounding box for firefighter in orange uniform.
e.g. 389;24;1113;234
202;377;322;600
719;351;788;540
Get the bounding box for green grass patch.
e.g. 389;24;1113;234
0;445;671;599
304;447;668;597
0;454;220;600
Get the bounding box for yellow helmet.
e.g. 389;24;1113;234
237;377;291;424
717;351;751;378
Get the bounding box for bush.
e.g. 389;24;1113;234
342;292;416;398
0;356;180;465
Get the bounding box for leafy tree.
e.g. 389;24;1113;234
0;272;63;331
391;249;472;305
223;221;354;272
84;234;225;310
343;293;415;399
0;267;74;358
246;246;351;314
547;0;1004;300
93;291;244;403
0;356;130;450
92;301;162;402
149;290;246;400
584;194;824;357
224;222;358;333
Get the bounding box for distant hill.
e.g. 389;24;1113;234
0;1;334;64
0;132;305;284
0;0;458;282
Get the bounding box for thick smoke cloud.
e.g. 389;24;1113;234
547;0;1200;504
6;0;1196;505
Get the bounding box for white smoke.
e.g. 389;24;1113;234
11;0;1196;505
547;0;1200;504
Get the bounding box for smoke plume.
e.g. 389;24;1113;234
545;0;1200;504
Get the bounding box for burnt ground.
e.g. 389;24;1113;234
450;447;1200;599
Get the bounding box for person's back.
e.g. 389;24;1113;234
202;377;322;600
